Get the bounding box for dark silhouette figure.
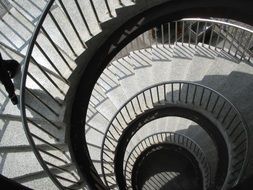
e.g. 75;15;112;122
0;174;32;190
0;53;19;105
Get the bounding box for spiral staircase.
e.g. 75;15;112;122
0;0;253;189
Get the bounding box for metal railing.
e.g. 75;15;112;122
100;81;248;189
113;18;253;62
11;0;252;188
124;132;211;190
18;0;136;188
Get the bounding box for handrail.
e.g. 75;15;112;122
124;132;211;190
20;0;84;189
20;0;64;188
181;18;253;34
100;81;249;189
15;0;252;188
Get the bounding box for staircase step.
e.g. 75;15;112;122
185;44;220;82
10;0;45;23
1;151;42;179
22;177;57;190
97;63;128;109
92;84;118;121
0;143;67;153
108;56;138;99
13;163;75;189
152;44;174;61
200;49;239;91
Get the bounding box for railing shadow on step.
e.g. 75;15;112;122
84;69;253;187
124;132;210;190
99;78;249;189
12;0;253;188
0;0;45;52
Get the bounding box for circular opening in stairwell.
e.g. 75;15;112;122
123;117;216;189
16;0;253;189
94;81;248;190
131;144;203;190
111;105;225;190
69;15;251;189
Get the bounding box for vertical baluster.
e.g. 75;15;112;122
182;21;185;45
228;28;238;53
58;0;86;48
225;114;237;130
179;83;182;101
88;0;101;24
168;23;171;48
154;27;158;47
115;117;124;131
195;22;200;47
222;25;231;50
143;92;148;108
112;124;121;136
136;95;142;112
171;83;174;103
164;84;167;102
215;25;223;50
217;101;226;119
161;24;165;47
199;87;205;106
74;0;92;36
188;22;192;47
130;100;137;115
185;83;189;103
222;106;232;124
119;111;128;124
156;86;160;103
205;91;212;110
202;22;208;46
192;85;197;104
104;0;113;17
150;89;154;106
175;21;178;45
125;105;132;120
208;25;215;48
211;95;220;113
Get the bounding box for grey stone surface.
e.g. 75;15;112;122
0;0;11;17
0;0;253;189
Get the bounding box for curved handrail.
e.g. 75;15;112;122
100;81;249;188
124;132;211;190
181;18;253;34
20;0;85;189
20;0;65;189
17;0;253;188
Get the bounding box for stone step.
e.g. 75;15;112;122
185;43;220;82
0;143;67;153
200;49;239;91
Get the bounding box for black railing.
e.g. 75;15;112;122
12;0;252;188
124;132;211;190
100;81;248;189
